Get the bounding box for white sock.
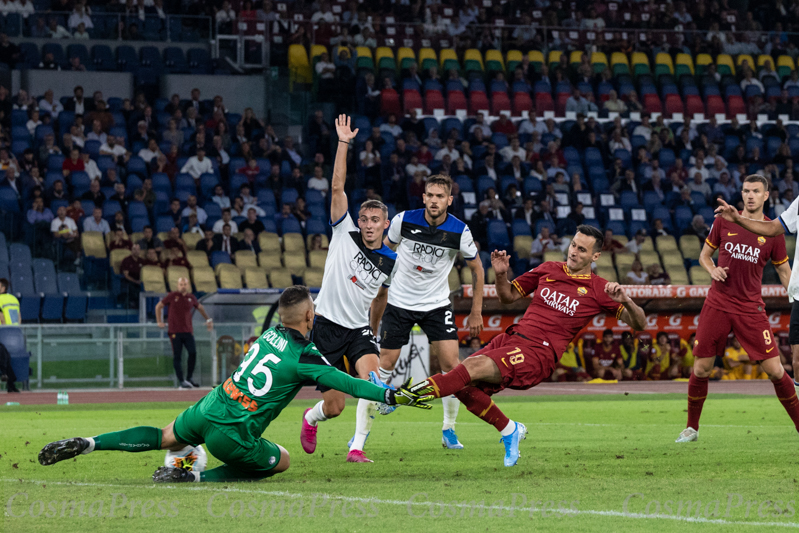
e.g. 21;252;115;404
378;367;393;384
191;471;200;482
304;400;328;427
81;437;95;454
500;420;516;437
350;399;377;451
442;395;460;431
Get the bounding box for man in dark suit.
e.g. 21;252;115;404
238;228;261;254
238;207;266;236
63;85;94;114
215;223;240;255
196;228;220;255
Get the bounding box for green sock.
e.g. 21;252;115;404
93;426;162;452
200;464;276;482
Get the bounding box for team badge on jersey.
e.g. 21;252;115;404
577;287;588;296
757;236;766;245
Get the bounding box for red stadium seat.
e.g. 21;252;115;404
468;91;490;114
423;90;445;114
402;89;422;113
706;95;725;116
491;92;511;115
512;92;533;116
643;94;662;114
685;95;705;116
535;93;554;112
555;93;569;115
727;95;746;117
664;94;684;117
447;91;467;114
380;88;401;116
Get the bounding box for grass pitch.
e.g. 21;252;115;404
2;393;798;532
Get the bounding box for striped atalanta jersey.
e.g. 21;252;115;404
386;209;478;312
314;212;397;329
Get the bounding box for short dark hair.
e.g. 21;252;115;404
603;328;614;337
278;285;311;311
143;225;152;231
359;199;388;218
656;331;670;343
0;278;8;292
744;174;769;191
576;224;604;252
425;174;453;194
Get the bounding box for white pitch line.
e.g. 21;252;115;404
1;478;796;529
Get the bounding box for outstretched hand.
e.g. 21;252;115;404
335;114;359;143
604;282;629;304
714;198;739;223
387;378;434;410
491;250;510;275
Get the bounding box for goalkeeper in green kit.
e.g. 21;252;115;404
38;286;433;482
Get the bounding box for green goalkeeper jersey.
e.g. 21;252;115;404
196;325;388;445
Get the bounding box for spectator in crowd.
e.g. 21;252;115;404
213;209;238;234
109;228;132;251
529;226;555;268
238;228;261;254
647;263;671;285
625;260;649;285
180;147;213;180
120;243;143;305
624;229;649;255
83;207;110;234
27;197;53;225
603;90;627;114
684;214;711;241
38;89;62;120
163;227;187;255
592;329;623;381
181;195;207;226
138;226;163;253
62;147;84;177
81;179;105;207
239;207;265;236
50;205;80;264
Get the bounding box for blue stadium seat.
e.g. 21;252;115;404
476;176;494;199
130;216;149;233
91;44;115;71
281;188;299;205
487;220;510;250
0;187;19;213
280;217;302;234
203;203;222;221
66;43;90;65
156;216;175;233
116;45;140;72
41;295;64;322
305;189;324;206
199;173;219;199
32;259;58;294
619;191;640;212
126;156;148;176
210;251;231;268
42;42;66;68
64;295;87;322
9;243;31;270
152;173;172;194
18;42;39;69
175;174;196;194
164;47;188;73
187;48;211;74
535;219;555;236
10;270;35;297
523;177;542;195
674;206;694;234
57;272;82;295
139;46;164;72
306;218;326;237
103;200;122;219
511;219;532;236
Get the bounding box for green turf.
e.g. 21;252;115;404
2;394;799;532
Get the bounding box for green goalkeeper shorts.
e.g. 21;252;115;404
173;402;281;475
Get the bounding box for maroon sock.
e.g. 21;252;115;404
772;373;799;432
455;386;509;432
687;374;709;431
427;364;472;398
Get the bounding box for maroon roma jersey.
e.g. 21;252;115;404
703;214;788;315
161;291;200;334
510;262;624;359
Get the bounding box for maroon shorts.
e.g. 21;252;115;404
694;305;778;361
468;333;557;396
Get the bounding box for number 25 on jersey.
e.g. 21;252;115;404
233;344;282;397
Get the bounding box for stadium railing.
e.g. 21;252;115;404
18;321;258;390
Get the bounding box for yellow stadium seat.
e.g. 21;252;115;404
258;232;280;253
183;232;202;250
167;266;190;292
308;250;327;269
397;47;416;69
130;232;144;244
283;233;305;253
547;50;563;68
757;54;773;69
439;48;459;71
485;49;504;72
234;250;258;273
638;238;656;254
460;267;472;285
244;268;268;289
258;251;283;272
310;44;327;63
464;48;484;67
675;53;695;75
655;52;674;74
695;53;713;73
785;235;796;258
192;266;217;293
303;267;324;288
486;267;496;284
667;266;689;285
777;55;795;78
157;231;169;243
375;46;395;70
716;54;735;75
141;265;166;292
110;249;130;275
104;232;114;247
736;54;755;71
614;235;629;246
595;254;614;268
186;250;209;268
288;44;311;85
639;251;660;267
447;269;460;291
544;250;564;262
506;49;523;71
528;49;544;66
356;46;373;62
689;266;711;285
679;235;702;261
82;232;106;259
661;252;684;268
514;235;533;259
631;51;649;67
218;264;242;289
569;50;583;68
418;47;437;71
611;52;629;69
306;233;329;249
591;51;608;68
283;253;307;274
596;266;618;283
269;268;293;288
615;254;635;273
656;236;678;254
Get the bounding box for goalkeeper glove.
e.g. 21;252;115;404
382;377;434;410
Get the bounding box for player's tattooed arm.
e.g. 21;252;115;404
699;242;729;282
605;282;646;331
330;114;359;224
715;198;785;237
491;250;523;304
466;257;484;337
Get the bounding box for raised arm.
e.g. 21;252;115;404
491;250;523;304
715;198;785;237
605;283;646;331
330;114;359;224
